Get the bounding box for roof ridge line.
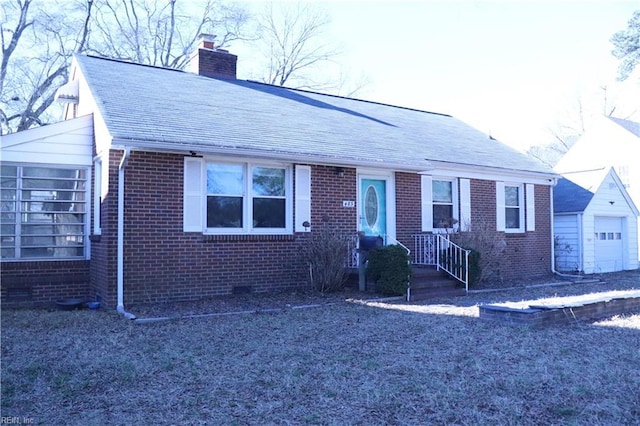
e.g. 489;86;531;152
79;54;184;74
244;79;451;117
79;54;451;118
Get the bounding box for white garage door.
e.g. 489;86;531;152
594;216;624;273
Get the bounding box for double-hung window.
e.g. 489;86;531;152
1;165;88;260
504;184;522;230
497;182;532;233
421;176;469;232
432;179;456;229
205;162;291;234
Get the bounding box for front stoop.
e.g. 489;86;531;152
408;265;466;301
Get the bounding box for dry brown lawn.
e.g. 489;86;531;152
2;270;639;425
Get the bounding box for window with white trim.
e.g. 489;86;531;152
432;179;457;229
497;182;525;233
421;176;469;233
204;161;292;234
1;165;88;259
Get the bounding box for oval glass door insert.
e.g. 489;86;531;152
365;185;378;228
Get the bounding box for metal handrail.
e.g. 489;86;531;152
435;234;470;294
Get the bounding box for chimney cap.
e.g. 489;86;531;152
198;33;216;43
198;33;216;50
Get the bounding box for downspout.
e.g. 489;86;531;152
117;147;136;319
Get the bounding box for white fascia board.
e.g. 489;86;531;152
1;114;93;148
110;138;434;171
420;162;558;186
608;168;640;216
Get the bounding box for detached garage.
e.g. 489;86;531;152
554;168;639;274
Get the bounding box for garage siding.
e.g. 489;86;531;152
582;173;639;273
554;214;581;272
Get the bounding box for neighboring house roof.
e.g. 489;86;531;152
553;177;594;213
554;167;639;215
608;116;640;138
73;54;554;176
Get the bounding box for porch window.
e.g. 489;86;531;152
1;165;88;260
204;161;292;234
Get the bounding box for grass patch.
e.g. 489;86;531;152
2;271;639;424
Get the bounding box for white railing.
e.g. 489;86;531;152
346;235;411;269
412;234;438;265
346;236;359;269
412;233;470;294
435;234;470;294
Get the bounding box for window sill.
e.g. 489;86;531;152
203;234;295;242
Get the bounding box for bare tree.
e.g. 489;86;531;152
254;2;341;90
1;0;92;134
526;87;633;167
88;0;248;69
1;0;249;135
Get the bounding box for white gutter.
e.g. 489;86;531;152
117;147;136;319
109;139;435;172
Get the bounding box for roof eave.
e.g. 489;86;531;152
420;160;559;185
111;138;434;172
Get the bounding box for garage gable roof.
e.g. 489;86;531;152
554;178;594;213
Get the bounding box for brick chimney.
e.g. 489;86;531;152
188;34;237;79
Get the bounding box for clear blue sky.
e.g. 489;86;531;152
235;1;640;151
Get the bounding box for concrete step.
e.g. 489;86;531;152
409;286;467;301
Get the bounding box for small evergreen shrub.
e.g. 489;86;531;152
366;245;411;296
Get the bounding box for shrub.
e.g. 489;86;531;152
451;218;507;286
301;224;349;293
366;245;411;296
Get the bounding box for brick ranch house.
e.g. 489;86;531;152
1;38;559;312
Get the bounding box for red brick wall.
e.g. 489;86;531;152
502;184;552;280
2;150;553;306
195;48;237;79
92;154;360;307
395;176;552;284
395;172;422;247
310;165;357;234
89;150;120;306
1;260;90;305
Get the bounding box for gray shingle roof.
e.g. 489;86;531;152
553;178;594;213
608;117;640;138
75;54;554;175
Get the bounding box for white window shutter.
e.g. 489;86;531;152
421;175;433;232
459;178;471;231
93;158;102;235
496;181;505;232
183;157;203;232
526;183;535;231
295;165;311;232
